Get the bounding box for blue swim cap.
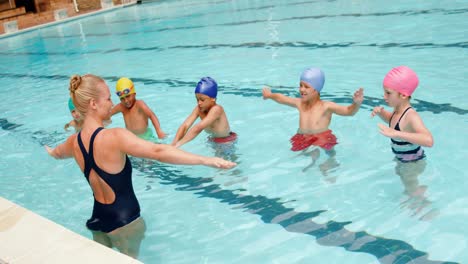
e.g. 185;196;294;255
195;77;218;98
68;98;76;112
300;67;325;92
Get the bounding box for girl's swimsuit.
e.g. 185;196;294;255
77;127;140;233
389;107;425;162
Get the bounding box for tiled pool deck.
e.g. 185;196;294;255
0;1;137;39
0;197;142;263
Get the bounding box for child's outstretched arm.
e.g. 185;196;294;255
140;101;166;139
175;105;223;148
329;88;364;116
262;86;297;108
371;106;392;122
171;107;199;146
110;104;123;116
377;111;433;147
64;120;80;132
64;120;74;131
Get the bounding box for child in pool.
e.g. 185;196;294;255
371;65;433;161
64;98;83;132
372;66;434;218
111;77;166;142
262;67;364;175
171;77;237;149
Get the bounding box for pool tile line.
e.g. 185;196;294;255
0;73;466;115
1;40;466;52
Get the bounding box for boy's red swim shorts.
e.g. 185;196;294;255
290;130;337;151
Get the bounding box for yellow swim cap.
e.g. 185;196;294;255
116;77;135;98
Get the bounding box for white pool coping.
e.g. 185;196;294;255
0;1;138;39
0;196;142;264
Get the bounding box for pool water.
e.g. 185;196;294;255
0;0;467;263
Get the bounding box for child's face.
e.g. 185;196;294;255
383;86;405;107
299;81;317;100
71;110;81;121
120;93;136;109
195;93;215;111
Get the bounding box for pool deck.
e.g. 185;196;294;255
0;196;142;263
0;1;139;39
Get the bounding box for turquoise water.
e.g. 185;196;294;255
1;0;467;263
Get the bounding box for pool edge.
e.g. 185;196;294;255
0;196;142;264
0;2;138;40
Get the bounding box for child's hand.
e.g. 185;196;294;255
353;88;364;105
262;87;272;99
157;131;167;139
371;106;384;117
378;123;398;138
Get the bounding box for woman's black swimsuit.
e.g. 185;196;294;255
77;127;140;233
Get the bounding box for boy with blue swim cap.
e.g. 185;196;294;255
262;67;364;174
195;76;218;98
110;77;166;142
172;77;237;150
300;67;326;93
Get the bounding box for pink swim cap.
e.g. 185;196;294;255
383;66;419;96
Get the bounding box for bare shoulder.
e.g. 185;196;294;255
209;104;225;116
405;108;424;122
104;127;131;138
136;99;149;108
212;104;225;111
317;100;344;115
407;107;419;115
321;100;336;109
403;108;431;133
101;127;137;148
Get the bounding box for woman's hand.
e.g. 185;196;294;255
207;157;236;169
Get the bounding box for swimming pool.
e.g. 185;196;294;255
1;0;467;263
